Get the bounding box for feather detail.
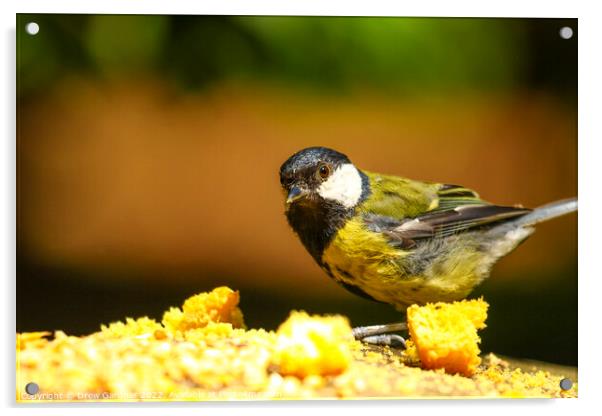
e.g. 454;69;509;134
431;184;486;212
378;204;531;244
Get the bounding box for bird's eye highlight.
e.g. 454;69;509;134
317;164;331;180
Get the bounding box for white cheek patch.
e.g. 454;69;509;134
317;163;363;208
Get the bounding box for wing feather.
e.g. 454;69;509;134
395;205;531;238
361;181;531;247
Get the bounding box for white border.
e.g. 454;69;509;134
3;1;601;415
8;0;581;17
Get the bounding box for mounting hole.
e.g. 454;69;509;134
25;22;39;36
559;377;573;390
25;382;39;395
559;26;573;40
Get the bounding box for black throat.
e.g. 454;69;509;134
285;170;371;264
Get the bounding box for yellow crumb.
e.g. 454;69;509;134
17;331;51;350
162;286;245;333
274;311;353;378
100;317;164;338
181;323;236;343
400;339;421;366
407;298;488;376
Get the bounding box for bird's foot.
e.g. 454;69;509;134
352;322;407;349
361;334;406;348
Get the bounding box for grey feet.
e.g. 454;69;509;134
352;322;407;349
362;334;406;348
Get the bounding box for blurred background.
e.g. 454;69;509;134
17;15;577;365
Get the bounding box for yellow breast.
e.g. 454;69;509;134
320;217;482;310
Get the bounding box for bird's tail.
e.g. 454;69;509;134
490;197;577;233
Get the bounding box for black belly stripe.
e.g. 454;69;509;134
337;280;383;303
335;266;354;280
321;261;381;303
331;265;382;303
321;263;334;278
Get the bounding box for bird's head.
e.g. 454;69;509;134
279;147;366;211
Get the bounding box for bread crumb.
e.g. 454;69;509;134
407;298;488;376
274;311;353;378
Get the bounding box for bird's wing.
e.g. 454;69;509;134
359;176;531;247
359;173;491;219
358;172;441;219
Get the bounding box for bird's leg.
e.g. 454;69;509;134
352;322;408;349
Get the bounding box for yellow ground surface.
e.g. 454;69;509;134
16;287;577;401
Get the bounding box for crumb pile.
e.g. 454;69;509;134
17;287;577;401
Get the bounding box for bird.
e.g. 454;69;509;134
279;146;577;346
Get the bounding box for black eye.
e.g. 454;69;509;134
282;176;293;187
317;164;331;180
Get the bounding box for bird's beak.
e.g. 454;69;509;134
286;186;307;204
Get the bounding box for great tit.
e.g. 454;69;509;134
279;147;577;345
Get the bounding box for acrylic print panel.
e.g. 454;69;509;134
16;14;578;401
